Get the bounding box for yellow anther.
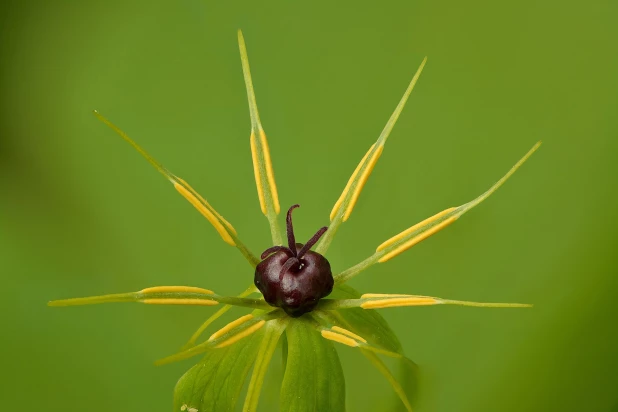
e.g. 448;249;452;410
331;326;367;343
377;207;456;252
240;30;280;219
215;320;266;348
360;293;413;299
176;178;238;235
360;297;440;309
141;299;218;306
208;314;255;342
378;215;457;262
330;144;375;221
320;330;359;347
343;145;383;221
259;129;280;214
140;286;214;295
174;182;236;246
250;131;267;215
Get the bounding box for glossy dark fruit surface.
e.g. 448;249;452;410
254;205;333;317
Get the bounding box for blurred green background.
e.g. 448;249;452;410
1;0;617;410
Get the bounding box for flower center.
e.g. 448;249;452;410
254;205;333;317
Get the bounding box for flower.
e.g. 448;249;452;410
49;30;540;412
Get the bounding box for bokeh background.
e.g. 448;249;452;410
1;0;617;411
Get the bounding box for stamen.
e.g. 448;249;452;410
378;216;457;263
286;204;300;254
259;129;280;214
139;286;218;305
250;131;267;215
141;298;218;306
377;207;456;252
215;320;266;348
297;227;328;258
260;245;290;260
174;182;236;246
279;257;300;280
331;326;367;343
360;297;441;309
239;30;281;218
208;314;255;341
320;330;359;347
175;178;238;235
140;286;214;295
330;144;375;221
360;293;415;299
343;145;384;221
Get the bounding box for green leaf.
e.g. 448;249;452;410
173;328;264;412
281;319;346;412
329;284;403;353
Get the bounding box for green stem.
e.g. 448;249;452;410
315;215;342;255
268;215;283;246
234;238;261;267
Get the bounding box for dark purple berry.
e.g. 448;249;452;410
254;204;333;317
